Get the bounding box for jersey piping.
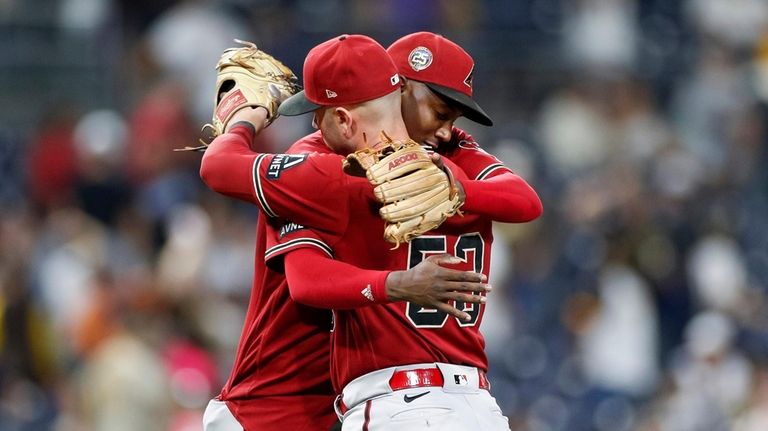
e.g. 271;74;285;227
252;154;278;217
265;237;334;261
475;163;510;181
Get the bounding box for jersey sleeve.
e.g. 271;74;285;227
265;219;390;308
264;219;336;265
459;172;543;222
285;247;390;309
440;127;543;223
250;150;347;228
201;123;363;233
199;123;262;203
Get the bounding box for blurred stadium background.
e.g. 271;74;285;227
2;0;768;430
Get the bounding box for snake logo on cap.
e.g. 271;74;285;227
408;47;433;71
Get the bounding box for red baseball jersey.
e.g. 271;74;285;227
254;128;509;391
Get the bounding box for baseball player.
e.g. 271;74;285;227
199;35;492;431
204;36;541;430
389;32;533;199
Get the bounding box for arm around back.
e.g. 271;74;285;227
199;108;269;202
284;247;489;321
459;172;543;222
284;247;390;308
438;156;542;223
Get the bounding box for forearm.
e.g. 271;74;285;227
285;248;390;309
459;172;543;222
285;246;490;322
199;108;269;201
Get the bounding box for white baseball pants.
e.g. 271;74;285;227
337;363;510;431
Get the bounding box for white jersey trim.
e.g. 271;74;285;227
264;237;333;261
252;154;277;218
475;163;511;181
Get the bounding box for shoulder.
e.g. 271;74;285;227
263;130;342;177
288;130;332;154
451;126;475;145
436;127;482;156
438;127;510;180
451;127;482;151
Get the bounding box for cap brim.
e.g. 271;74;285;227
424;83;493;126
277;90;321;116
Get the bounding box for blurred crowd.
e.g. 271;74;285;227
1;0;768;430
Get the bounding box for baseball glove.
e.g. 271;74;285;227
178;40;299;152
343;133;464;247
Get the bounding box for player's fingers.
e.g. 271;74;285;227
436;267;487;283
440;281;492;294
442;292;487;305
433;301;471;322
429;153;445;170
268;83;282;99
425;254;460;265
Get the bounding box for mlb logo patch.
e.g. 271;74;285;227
454;374;468;385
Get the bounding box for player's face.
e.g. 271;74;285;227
400;80;462;149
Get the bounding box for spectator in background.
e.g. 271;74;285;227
656;311;754;430
25;107;80;213
124;83;200;249
144;0;251;123
72;110;132;227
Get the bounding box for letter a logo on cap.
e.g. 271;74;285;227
325;89;338;98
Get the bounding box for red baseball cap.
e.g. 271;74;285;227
387;32;493;126
279;34;401;116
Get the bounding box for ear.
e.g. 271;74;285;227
333;107;356;139
400;77;412;94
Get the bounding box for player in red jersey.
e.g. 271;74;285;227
199;35;496;431
210;34;540;429
389;32;515;185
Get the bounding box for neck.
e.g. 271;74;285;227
349;90;410;150
361;118;410;149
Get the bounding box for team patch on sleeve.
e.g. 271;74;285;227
266;154;308;180
279;221;306;238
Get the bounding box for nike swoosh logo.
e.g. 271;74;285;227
403;391;431;403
